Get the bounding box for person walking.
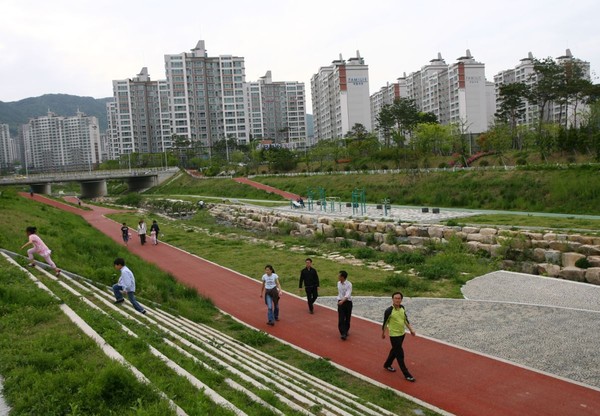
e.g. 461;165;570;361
299;258;319;314
20;226;61;276
121;223;130;245
382;291;416;382
137;219;147;245
337;270;352;340
112;258;146;314
150;220;160;245
259;265;281;326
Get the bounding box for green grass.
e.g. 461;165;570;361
120;164;600;216
0;260;175;415
106;207;497;299
0;188;437;415
143;173;284;201
463;214;600;232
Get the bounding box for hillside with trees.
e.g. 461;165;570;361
0;94;112;134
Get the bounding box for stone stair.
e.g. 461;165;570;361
1;252;401;416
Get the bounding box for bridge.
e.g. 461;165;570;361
0;167;179;197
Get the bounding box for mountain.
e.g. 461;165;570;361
0;94;112;135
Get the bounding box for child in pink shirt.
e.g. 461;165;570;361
20;226;61;276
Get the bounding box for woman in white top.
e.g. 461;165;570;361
137;219;147;245
259;265;282;326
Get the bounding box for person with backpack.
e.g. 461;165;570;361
382;291;416;382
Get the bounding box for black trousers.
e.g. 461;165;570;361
305;286;319;311
140;234;146;245
337;300;352;336
384;335;412;377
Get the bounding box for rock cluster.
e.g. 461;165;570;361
209;204;600;285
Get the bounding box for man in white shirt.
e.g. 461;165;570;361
113;258;146;314
336;270;352;340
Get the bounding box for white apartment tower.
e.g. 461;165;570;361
0;123;15;171
164;40;249;154
245;71;307;147
494;50;591;128
23;111;100;172
107;68;171;160
311;52;371;140
403;51;495;134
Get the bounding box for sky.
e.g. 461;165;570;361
1;0;599;114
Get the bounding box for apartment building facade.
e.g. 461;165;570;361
494;49;591;128
164;40;249;156
311;52;371;141
245;71;307;147
23;111;100;172
403;50;495;134
370;77;408;141
0;123;15;171
107;68;171;160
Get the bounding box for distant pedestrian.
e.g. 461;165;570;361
260;265;281;326
29;187;34;197
121;223;130;245
337;270;352;340
299;258;319;314
382;291;416;382
76;197;81;206
150;220;160;245
20;226;61;276
137;219;147;245
112;258;146;314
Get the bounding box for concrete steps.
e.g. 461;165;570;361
2;253;400;416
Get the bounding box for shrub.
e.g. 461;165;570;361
417;256;458;280
438;162;448;169
575;257;591;269
479;160;489;167
384;252;425;266
339;239;352;248
516;158;528;166
385;230;396;245
384;274;409;288
115;193;143;207
354;247;377;259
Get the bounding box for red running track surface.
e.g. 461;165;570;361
25;193;600;416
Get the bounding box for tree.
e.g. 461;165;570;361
530;58;564;134
496;82;530;150
412;123;458;156
375;104;396;148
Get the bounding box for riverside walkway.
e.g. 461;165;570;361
23;193;600;416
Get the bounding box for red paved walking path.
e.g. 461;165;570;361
25;193;600;416
233;177;301;201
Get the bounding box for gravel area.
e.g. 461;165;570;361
316;271;600;389
275;204;477;223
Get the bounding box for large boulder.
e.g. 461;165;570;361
584;268;600;285
562;252;586;267
558;266;586;282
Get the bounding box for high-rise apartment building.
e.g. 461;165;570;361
245;71;307;147
370;77;408;141
311;52;371;141
0;123;15;171
107;68;171;160
494;49;591;128
164;40;249;155
402;50;495;134
22;111;100;172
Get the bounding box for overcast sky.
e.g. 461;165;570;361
1;0;598;113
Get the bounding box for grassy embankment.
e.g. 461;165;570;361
0;188;435;415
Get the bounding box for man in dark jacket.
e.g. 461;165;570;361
299;258;320;314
